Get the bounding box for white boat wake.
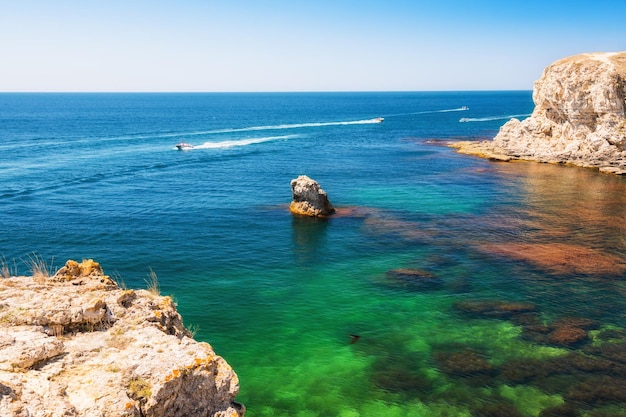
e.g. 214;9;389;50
459;113;531;122
202;118;384;135
169;117;384;150
190;134;300;150
384;106;469;117
167;117;384;141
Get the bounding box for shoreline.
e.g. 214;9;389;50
449;140;626;175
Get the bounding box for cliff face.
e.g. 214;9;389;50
454;52;626;174
0;260;244;417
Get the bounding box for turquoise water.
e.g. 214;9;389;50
2;92;626;416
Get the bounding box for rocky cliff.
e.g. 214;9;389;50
453;52;626;174
0;259;244;417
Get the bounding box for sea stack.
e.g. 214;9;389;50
289;175;335;217
0;259;244;417
453;52;626;174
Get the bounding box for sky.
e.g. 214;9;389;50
0;0;624;92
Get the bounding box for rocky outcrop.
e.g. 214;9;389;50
453;52;626;174
0;259;244;417
289;175;335;217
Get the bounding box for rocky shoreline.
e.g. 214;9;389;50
0;259;244;417
451;52;626;175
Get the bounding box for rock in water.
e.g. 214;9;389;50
289;175;335;217
453;51;626;174
0;259;244;417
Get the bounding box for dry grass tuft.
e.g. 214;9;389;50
144;268;160;296
1;256;16;278
186;323;200;339
24;253;55;282
111;270;127;290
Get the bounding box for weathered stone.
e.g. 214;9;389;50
53;259;113;284
289;175;335;217
0;259;244;417
452;52;626;174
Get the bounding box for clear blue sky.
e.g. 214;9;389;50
1;0;624;92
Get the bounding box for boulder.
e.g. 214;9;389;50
0;259;244;417
289;175;335;217
453;52;626;174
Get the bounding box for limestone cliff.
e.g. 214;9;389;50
453;52;626;174
0;259;244;417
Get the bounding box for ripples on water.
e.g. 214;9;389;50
2;93;626;416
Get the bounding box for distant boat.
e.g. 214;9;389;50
373;117;384;123
460;106;469;110
175;141;194;151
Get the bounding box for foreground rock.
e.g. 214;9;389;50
0;259;244;417
289;175;335;217
453;52;626;174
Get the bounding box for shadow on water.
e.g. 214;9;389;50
291;215;330;266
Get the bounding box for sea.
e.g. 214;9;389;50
2;92;626;417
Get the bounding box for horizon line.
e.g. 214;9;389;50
0;89;533;94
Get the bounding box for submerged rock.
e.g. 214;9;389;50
434;349;494;375
476;401;524;417
384;268;443;291
0;259;244;417
370;357;434;397
547;325;589;347
584;343;626;364
433;348;497;388
479;242;626;276
453;51;626;174
565;375;626;406
521;317;599;347
453;299;537;320
289;175;335;217
538;403;581;417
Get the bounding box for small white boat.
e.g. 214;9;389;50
460;106;469;110
373;117;384;123
175;141;194;150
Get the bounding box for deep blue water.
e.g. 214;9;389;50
2;92;626;417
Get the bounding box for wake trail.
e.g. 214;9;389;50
89;117;383;143
459;113;531;123
166;117;385;140
188;134;299;150
383;107;469;118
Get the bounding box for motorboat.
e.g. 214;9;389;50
460;106;469;110
373;117;384;123
175;141;194;150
